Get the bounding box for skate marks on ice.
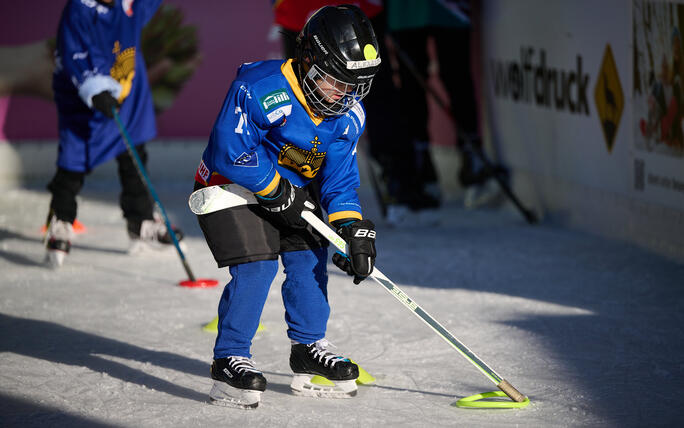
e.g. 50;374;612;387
0;186;194;272
2;187;684;425
340;193;684;421
0;218;134;269
0;228;46;267
0;225;181;285
0;313;209;403
0;392;118;428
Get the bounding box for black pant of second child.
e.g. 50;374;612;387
46;144;154;231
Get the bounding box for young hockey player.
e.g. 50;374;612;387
45;0;182;267
193;5;380;408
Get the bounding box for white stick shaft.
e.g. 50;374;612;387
300;210;504;386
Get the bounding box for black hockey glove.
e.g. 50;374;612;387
255;177;314;229
92;91;118;118
332;219;376;284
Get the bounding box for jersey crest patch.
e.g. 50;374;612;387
278;136;326;179
110;43;136;103
234;152;259;167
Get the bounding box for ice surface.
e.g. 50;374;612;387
1;181;683;427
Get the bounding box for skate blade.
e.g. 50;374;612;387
208;381;262;409
45;250;66;268
290;374;357;398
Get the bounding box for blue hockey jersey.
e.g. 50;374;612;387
197;59;367;224
53;0;161;172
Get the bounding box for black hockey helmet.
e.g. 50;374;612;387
295;5;381;116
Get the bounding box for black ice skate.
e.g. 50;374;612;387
209;357;267;409
44;215;74;268
289;339;359;398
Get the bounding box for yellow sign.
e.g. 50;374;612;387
594;44;624;153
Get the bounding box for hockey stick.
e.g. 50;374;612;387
112;108;217;288
188;184;527;403
388;35;538;224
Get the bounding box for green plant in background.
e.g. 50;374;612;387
0;3;200;116
141;3;201;114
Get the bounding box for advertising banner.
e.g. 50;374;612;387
633;0;684;207
482;0;683;210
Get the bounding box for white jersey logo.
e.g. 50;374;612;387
267;105;292;124
350;103;365;128
196;159;210;182
72;51;89;60
80;0;110;14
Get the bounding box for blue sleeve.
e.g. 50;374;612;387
207;81;281;194
319;103;368;223
58;3;121;107
318;137;363;224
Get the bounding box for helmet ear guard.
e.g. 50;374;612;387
295;5;381;116
295;36;314;79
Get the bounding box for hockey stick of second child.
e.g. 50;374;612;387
112;108;218;288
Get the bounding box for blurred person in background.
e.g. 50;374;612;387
45;0;183;267
387;0;506;211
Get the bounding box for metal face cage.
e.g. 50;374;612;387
301;64;373;116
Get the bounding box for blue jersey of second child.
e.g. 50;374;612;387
52;0;161;172
198;59;367;223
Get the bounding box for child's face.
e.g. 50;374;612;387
316;75;351;103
